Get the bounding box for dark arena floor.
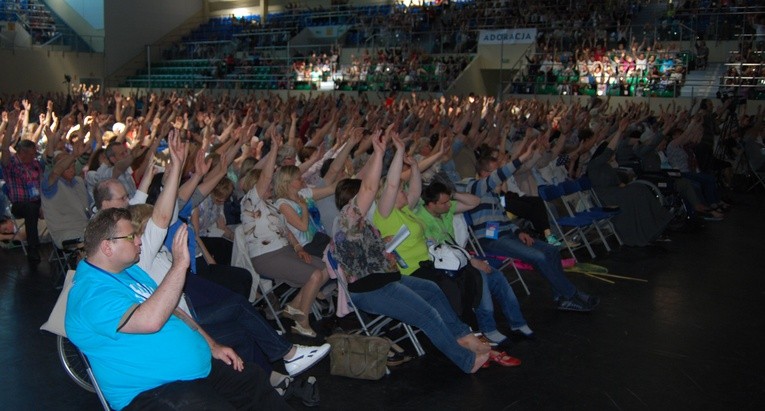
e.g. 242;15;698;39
2;189;764;410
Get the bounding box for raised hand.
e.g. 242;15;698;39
168;129;189;168
349;127;364;146
194;147;212;176
371;129;386;155
391;132;405;152
618;116;631;132
170;224;190;271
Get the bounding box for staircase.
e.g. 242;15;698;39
680;62;723;98
41;7;93;52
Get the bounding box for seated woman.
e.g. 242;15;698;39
373;136;531;349
331;130;491;374
586;118;672;246
666;120;730;213
273;165;335;257
153;146;252;299
240;136;328;338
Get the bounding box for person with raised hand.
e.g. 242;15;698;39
66;213;289;411
331;129;491;374
1;109;44;263
240;132;329;338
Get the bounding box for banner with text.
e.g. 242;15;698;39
479;28;537;45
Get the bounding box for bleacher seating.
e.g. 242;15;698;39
1;0;57;44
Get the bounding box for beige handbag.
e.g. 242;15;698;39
326;334;391;380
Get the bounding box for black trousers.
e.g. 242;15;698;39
200;236;234;265
503;192;550;234
195;259;253;300
124;359;292;411
11;200;41;254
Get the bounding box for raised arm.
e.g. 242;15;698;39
404;152;422;210
256;133;281;199
356;130;386;216
1;112;16;167
120;225;190;334
454;191;480;213
47;144;85;186
152;132;188;229
376;132;406;218
177;149;206;203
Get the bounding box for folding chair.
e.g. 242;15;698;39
741;146;765;192
254;281;296;333
48;236;85;288
748;164;765;192
56;335;111;410
328;250;425;357
558;179;619;252
8;218;28;255
537;183;598;260
231;224;286;333
231;225;323;334
78;348;112;410
459;212;530;296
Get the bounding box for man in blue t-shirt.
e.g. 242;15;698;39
65;208;289;411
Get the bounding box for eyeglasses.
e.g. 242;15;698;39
110;233;137;242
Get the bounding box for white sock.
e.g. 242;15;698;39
512;325;534;336
484;330;507;344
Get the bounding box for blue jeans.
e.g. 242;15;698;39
475;268;528;335
350;275;475;373
682;172;720;205
195;296;292;363
480;234;577;300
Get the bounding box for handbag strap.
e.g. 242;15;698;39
443;234;470;261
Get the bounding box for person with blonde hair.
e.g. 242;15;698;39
273;165;336;257
240;137;328;338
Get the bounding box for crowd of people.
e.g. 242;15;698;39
1;0;57;44
719;13;765;101
2;87;762;410
125;0;715;96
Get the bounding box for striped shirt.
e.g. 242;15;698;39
457;158;523;239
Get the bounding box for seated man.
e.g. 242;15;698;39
459;151;599;312
41;151;89;248
415;181;534;345
65;208;289;410
89;141;140;199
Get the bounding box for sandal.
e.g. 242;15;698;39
291;322;317;338
473;333;498;347
283;304;307;321
386;340;412;366
487;350;521;367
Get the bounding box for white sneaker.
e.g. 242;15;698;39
284;344;331;377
